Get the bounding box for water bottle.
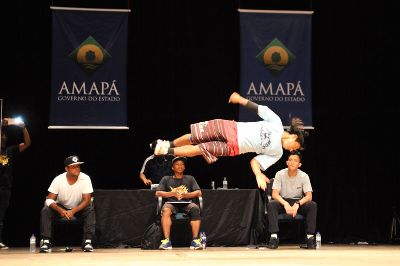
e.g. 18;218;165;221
29;234;36;253
200;232;207;249
316;232;321;249
222;177;228;189
211;181;215;190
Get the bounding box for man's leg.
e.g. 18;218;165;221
79;205;96;241
172;134;192;147
299;201;317;249
267;200;281;234
40;206;56;252
78;205;96;252
172;145;203;157
266;200;282;249
0;188;11;247
161;207;173;239
187;204;202;250
40;206;55;240
190;220;201;239
159;204;174;250
298;201;317;234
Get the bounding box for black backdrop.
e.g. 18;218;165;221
1;0;399;246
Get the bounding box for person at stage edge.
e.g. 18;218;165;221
156;156;203;250
39;155;95;253
0;117;31;250
266;151;317;249
139;154;174;188
151;91;306;191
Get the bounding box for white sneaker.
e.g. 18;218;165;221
154;139;164;155
0;242;9;250
83;239;94;252
155;140;169;155
39;239;52;253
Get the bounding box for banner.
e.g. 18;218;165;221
49;7;130;129
239;9;313;128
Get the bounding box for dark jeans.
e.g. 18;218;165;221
267;199;317;234
0;188;11;241
40;204;96;241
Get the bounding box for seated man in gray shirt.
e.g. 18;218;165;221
266;151;317;249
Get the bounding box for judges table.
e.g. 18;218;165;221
94;189;266;247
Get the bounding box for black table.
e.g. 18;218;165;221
93;189;266;247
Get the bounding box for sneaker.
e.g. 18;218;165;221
300;236;316;249
154;140;169;155
159;238;172;250
149;140;158;150
0;242;9;250
266;237;279;249
39;239;52;253
190;238;203;250
82;239;94;252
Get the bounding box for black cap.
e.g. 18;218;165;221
64;155;84;166
172;156;187;165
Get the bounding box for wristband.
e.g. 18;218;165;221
45;198;56;207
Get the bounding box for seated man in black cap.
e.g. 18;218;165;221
39;155;95;253
156;156;203;250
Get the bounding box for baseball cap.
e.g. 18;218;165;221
64;155;85;166
172;156;187;165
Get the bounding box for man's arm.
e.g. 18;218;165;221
18;123;31;152
155;190;178;198
229;92;259;112
250;158;270;191
271;189;291;208
139;173;152;185
180;189;202;200
298;191;312;206
46;192;70;218
70;193;92;216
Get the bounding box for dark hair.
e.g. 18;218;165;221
289;150;302;161
287;116;308;150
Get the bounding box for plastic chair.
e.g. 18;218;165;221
265;178;305;243
156;196;203;246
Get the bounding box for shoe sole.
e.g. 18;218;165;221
190;246;202;250
159;247;172;250
39;249;52;253
154;141;163;155
0;247;9;250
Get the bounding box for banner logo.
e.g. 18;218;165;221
256;38;295;76
69;36;111;75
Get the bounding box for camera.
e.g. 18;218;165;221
2;117;24;126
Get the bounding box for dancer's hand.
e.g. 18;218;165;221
228;92;241;104
255;173;270;191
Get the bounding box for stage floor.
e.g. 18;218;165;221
1;245;400;266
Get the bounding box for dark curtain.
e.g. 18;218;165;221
1;0;399;246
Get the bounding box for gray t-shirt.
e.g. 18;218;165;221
272;168;313;199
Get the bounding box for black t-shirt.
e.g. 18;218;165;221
0;145;20;188
157;175;201;202
142;155;173;184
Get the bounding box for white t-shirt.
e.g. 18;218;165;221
48;172;93;209
237;105;284;171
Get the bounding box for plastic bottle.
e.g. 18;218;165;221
29;234;36;253
200;232;207;249
222;177;228;189
316;232;321;249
